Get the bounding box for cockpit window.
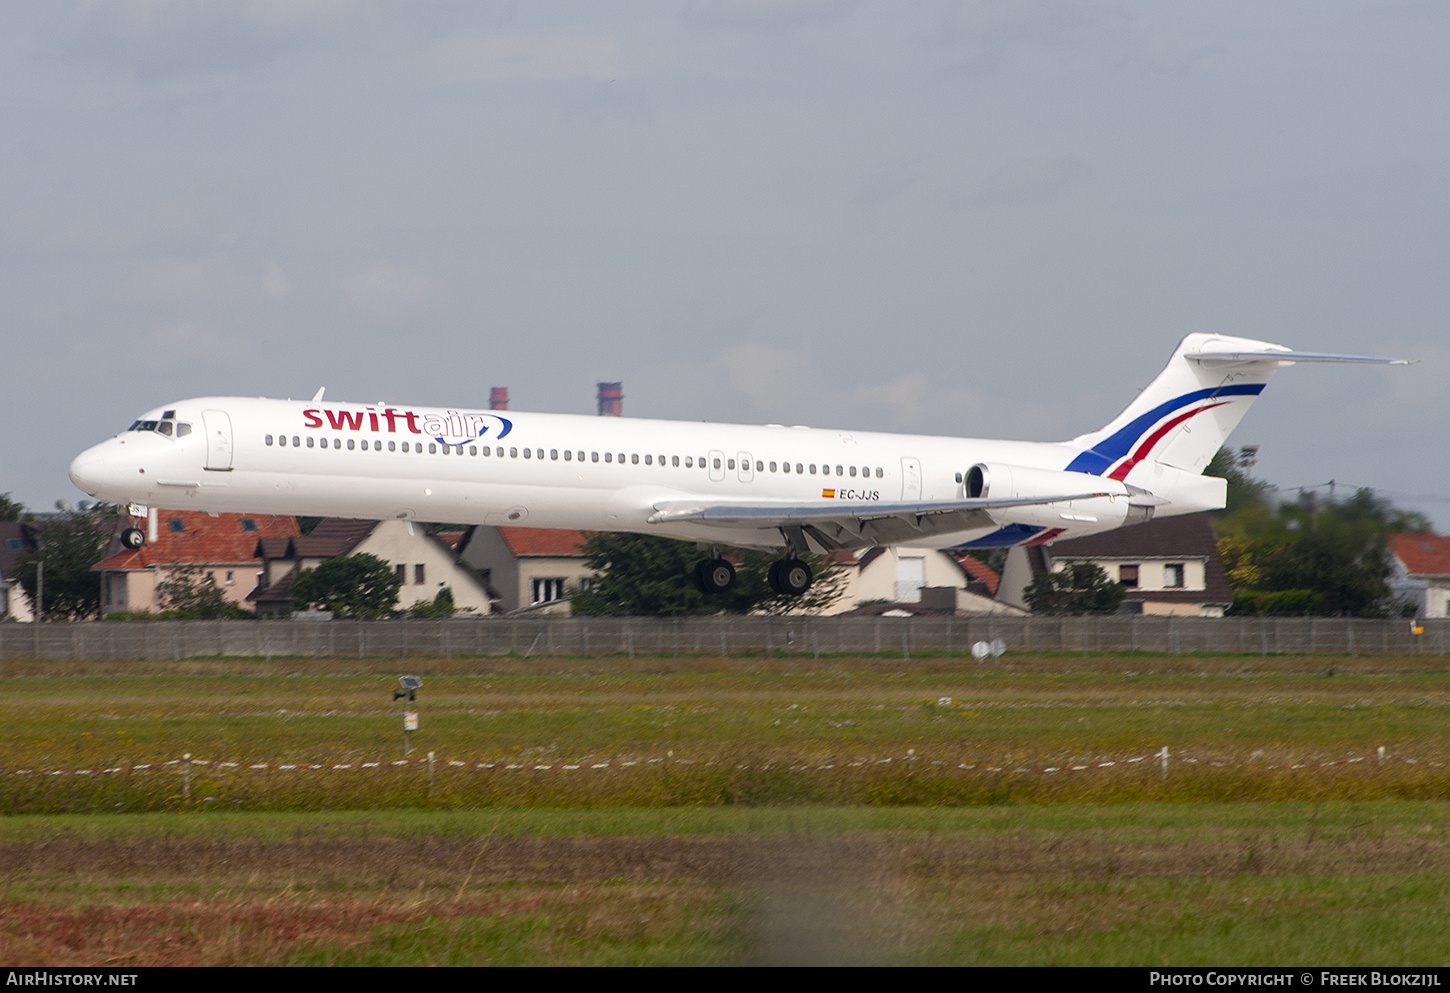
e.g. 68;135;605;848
129;418;190;438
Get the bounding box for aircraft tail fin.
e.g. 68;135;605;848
1064;334;1408;492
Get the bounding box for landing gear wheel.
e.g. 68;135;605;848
693;557;736;595
120;527;146;549
769;558;813;597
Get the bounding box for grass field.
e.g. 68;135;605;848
1;652;1448;964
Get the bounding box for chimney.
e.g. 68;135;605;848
597;382;623;417
489;387;509;411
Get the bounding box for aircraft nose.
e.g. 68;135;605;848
69;447;107;496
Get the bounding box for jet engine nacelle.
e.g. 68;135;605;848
966;462;1144;531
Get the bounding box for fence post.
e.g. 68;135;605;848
182;753;191;800
428;750;435;799
1159;746;1168;781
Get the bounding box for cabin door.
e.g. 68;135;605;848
202;410;234;471
900;456;921;500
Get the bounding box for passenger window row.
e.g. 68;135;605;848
261;435;886;478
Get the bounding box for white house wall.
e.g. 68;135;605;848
353;521;494;614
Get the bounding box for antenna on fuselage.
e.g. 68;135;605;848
311;387;326;403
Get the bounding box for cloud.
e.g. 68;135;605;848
149;320;247;362
54;0;362;79
428;32;631;83
261;260;291;301
975;156;1092;205
683;0;857;30
340;262;442;320
715;342;815;418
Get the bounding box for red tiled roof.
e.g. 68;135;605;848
497;527;588;557
957;556;1001;596
1390;533;1450;577
96;512;298;571
434;530;467;552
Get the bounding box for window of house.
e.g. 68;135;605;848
240;518;257;531
395;564;406;583
1119;564;1139;588
532;578;567;603
414;564;426;585
1164;563;1185;588
225;571;234;585
168;519;184;533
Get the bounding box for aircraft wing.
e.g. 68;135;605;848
647;490;1116;551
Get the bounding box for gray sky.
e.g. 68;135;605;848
4;1;1447;525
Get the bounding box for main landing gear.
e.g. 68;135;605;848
693;557;736;595
692;555;814;597
120;527;146;549
768;558;813;597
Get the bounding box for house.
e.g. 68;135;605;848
0;521;35;621
249;518;496;616
1388;533;1450;619
92;511;299;616
997;513;1232;617
825;546;1024;616
460;527;595;614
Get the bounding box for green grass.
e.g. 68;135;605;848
4;657;1450;963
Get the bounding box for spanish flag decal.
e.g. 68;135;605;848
822;489;836;498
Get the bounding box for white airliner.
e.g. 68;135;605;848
69;334;1407;597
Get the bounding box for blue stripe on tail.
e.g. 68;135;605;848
1065;383;1263;475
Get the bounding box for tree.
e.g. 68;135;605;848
409;586;461;618
290;553;403;618
14;505;115;620
0;493;25;523
569;533;845;616
1023;561;1124;615
1217;487;1415;617
154;565;250;619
